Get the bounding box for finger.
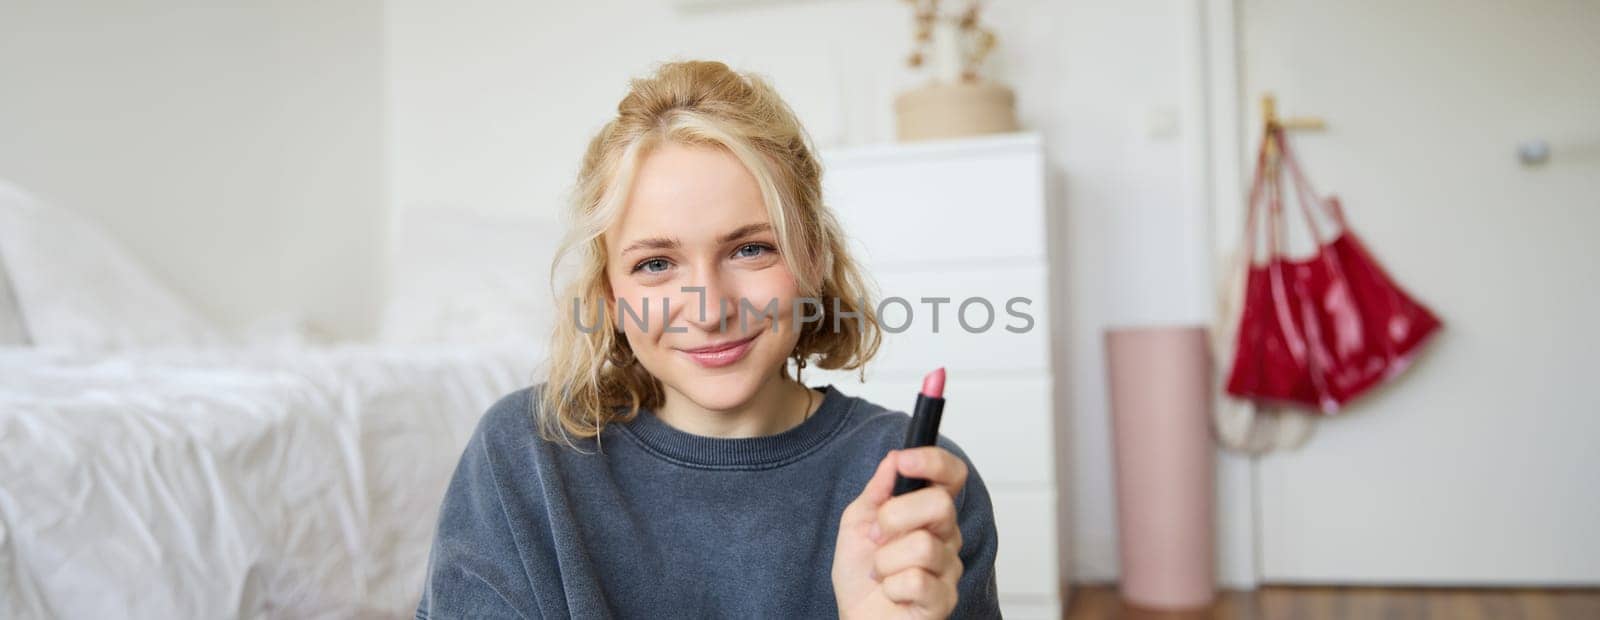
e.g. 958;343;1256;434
841;451;901;526
875;487;961;544
894;446;968;499
873;529;961;581
879;567;956;614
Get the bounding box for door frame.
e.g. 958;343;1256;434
1184;0;1263;590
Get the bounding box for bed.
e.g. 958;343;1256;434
0;181;558;618
0;344;537;618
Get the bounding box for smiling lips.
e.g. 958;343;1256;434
676;333;760;368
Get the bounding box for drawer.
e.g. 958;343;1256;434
822;138;1047;268
818;264;1050;378
992;487;1061;599
814;373;1055;489
999;597;1064;620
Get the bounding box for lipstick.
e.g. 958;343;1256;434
892;367;947;496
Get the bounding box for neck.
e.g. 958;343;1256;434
656;370;817;438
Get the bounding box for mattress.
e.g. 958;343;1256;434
0;344;540;618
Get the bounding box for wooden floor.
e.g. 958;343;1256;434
1064;585;1600;619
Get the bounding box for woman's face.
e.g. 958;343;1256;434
603;142;804;412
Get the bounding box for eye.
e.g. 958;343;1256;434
632;257;673;274
734;243;775;259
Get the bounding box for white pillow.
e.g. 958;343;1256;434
380;206;568;347
0;180;225;351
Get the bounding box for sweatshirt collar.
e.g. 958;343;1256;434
617;384;854;470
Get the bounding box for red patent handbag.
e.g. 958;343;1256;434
1225;127;1442;413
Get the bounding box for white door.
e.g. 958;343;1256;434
1239;0;1600;584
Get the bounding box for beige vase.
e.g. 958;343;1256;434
893;79;1019;142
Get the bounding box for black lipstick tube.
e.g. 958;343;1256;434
891;391;946;496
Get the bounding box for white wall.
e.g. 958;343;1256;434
384;0;1218;585
0;1;386;339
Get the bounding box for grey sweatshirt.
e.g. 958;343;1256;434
415;383;1002;619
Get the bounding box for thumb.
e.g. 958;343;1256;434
843;450;900;523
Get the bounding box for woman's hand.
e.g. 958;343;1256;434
833;446;968;619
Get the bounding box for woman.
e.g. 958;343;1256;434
416;60;1001;619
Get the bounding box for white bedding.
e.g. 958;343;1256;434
0;344;541;619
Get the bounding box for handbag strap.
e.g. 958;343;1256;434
1263;132;1314;366
1235;126;1312;366
1245;126;1324;263
1241;129;1275;266
1272;127;1350;235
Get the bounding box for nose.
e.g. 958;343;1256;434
680;268;738;334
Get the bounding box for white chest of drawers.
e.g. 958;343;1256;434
814;132;1065;618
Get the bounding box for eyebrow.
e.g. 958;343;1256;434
717;223;773;244
618;223;773;257
619;236;678;257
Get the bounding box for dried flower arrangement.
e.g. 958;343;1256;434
892;0;1016;141
902;0;998;83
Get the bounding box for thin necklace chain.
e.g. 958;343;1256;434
798;381;815;425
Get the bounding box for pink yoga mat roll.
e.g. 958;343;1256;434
1105;325;1215;609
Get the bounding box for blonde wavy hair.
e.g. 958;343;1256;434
537;60;882;445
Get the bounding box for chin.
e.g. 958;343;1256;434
672;372;763;412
